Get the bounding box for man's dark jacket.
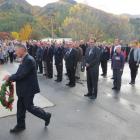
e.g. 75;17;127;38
65;48;78;69
9;54;40;97
54;46;64;65
85;46;101;68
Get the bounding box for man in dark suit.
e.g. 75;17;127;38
84;39;101;99
54;42;64;82
42;43;48;78
3;44;51;133
36;43;43;74
100;42;110;77
46;43;54;79
31;42;38;59
79;40;87;72
64;41;78;87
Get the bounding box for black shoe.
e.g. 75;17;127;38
45;113;52;127
129;81;135;85
116;88;120;91
101;73;106;76
55;79;62;82
66;83;70;86
75;76;80;80
84;93;92;97
112;87;117;90
48;77;53;79
38;72;43;74
10;125;25;133
69;84;76;88
90;96;97;100
111;77;114;80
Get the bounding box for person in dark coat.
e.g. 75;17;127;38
111;39;122;79
112;46;125;91
3;44;51;133
63;43;69;76
64;41;78;87
26;41;32;56
31;42;38;59
46;43;54;79
84;38;101;99
54;42;64;82
128;41;140;85
79;40;87;72
100;42;110;77
42;43;48;78
36;43;43;74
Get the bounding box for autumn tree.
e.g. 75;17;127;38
62;4;105;40
19;24;32;41
11;32;19;40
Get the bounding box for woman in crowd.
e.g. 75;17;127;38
0;47;4;64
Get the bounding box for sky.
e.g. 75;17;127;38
26;0;140;15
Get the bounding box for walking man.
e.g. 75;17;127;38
3;44;51;133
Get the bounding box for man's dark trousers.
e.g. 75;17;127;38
67;67;76;85
47;61;53;78
56;63;63;81
36;60;43;73
113;69;122;90
87;67;99;97
17;95;48;127
129;63;139;83
101;60;107;75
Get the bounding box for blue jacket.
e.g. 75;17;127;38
47;46;54;62
36;47;43;61
54;46;64;65
112;53;125;70
9;54;40;97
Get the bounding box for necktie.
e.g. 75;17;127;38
89;49;92;55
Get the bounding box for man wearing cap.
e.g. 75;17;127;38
112;46;125;91
3;44;51;133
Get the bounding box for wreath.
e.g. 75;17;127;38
0;82;14;111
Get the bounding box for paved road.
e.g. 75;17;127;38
0;62;140;140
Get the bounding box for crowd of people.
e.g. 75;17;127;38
0;38;140;99
0;40;15;64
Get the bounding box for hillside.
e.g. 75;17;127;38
0;0;139;41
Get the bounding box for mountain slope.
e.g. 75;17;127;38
0;0;139;40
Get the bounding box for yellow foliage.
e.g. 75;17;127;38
19;24;32;41
11;32;19;40
69;4;82;14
